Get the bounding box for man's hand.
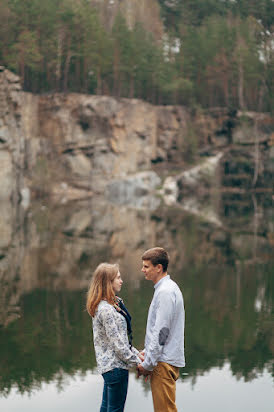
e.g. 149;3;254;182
136;363;152;381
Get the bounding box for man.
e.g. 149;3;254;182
137;247;185;412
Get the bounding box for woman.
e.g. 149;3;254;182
86;263;142;412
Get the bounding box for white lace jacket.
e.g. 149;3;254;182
92;300;140;374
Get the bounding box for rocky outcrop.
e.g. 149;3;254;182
27;93;161;193
0;68;273;206
0;67;24;203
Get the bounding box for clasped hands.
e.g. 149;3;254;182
136;351;152;381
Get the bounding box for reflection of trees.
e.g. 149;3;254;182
0;260;273;395
179;262;274;383
0;290;95;395
0;268;21;327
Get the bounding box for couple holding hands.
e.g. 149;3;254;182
86;247;185;412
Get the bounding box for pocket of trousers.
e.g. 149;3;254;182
153;362;179;381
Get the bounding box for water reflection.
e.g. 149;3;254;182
1;369;274;412
0;193;273;401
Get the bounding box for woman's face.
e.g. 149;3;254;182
112;271;123;293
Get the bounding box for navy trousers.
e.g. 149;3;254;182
100;368;129;412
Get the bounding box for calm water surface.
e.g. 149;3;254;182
0;192;273;411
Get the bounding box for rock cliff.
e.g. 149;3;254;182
1;67;273;328
0;67;273;205
0;67;24;203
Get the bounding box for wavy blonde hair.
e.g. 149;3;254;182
86;263;119;317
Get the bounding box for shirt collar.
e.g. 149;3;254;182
154;274;170;289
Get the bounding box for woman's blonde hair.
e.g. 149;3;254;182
86;263;119;317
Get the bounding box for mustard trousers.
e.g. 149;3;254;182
150;362;180;412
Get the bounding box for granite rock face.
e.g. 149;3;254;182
0;67;24;202
31;94;159;192
0;68;273;205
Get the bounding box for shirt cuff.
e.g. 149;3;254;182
131;346;140;356
141;360;154;371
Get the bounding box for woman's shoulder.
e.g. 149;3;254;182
96;300;115;315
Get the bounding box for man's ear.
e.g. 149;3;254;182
157;264;163;273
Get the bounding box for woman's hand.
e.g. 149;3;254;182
138;351;145;362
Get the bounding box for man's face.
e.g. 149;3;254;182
142;260;161;284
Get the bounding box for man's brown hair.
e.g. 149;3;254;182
142;247;169;272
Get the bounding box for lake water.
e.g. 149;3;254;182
0;192;273;411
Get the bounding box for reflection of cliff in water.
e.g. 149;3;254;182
0;191;273;320
0;194;273;394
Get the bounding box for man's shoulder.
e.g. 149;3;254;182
157;278;183;300
156;279;176;296
160;276;179;290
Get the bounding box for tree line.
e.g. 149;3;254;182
0;0;273;111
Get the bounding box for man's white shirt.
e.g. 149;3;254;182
142;275;185;371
